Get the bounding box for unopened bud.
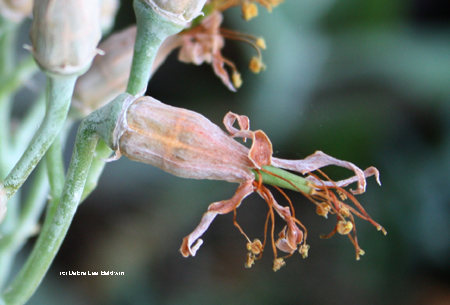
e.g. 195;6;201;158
73;26;136;116
29;0;102;75
0;0;32;23
140;0;208;25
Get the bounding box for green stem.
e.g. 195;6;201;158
252;166;313;194
0;165;48;290
126;0;184;95
44;136;65;220
0;55;38;98
1;121;100;305
3;75;77;200
80;139;112;203
0;19;19;178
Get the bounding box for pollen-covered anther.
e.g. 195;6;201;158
249;57;266;73
337;190;347;200
272;258;286;272
245;252;256;268
247;239;263;255
299;244;310;259
339;206;351;218
337;220;353;235
256;37;266;49
316;202;331;219
242;2;258;20
232;71;243;89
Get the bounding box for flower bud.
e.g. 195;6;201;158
0;0;32;23
140;0;208;24
73;26;136;116
29;0;102;75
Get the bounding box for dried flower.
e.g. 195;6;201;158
157;11;266;91
29;0;102;75
109;94;385;269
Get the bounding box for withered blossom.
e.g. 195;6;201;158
109;94;385;270
156;8;267;91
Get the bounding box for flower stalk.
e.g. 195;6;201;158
126;0;186;95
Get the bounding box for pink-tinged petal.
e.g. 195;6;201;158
212;55;237;91
306;167;381;190
180;181;254;257
223;112;273;168
223;112;250;138
256;186;303;253
272;151;378;194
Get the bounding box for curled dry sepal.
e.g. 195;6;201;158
104;94;385;271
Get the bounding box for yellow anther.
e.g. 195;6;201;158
256;37;266;49
249;57;266;73
245;252;256;268
232;71;243;89
316;202;331;219
299;244;310;258
246;239;263;255
242;2;258;21
272;258;285;272
337;221;353;235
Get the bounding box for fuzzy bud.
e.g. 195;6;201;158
29;0;102;75
140;0;208;25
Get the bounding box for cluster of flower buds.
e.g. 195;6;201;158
102;93;384;271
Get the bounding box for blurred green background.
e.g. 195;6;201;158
16;0;450;304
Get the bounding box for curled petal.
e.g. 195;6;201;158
224;112;273;168
306;167;381;191
256;186;303;253
212;55;237;92
180;181;254;257
272;151;379;194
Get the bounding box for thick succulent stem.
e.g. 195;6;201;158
1;120;100;305
126;0;185;95
2;75;76;200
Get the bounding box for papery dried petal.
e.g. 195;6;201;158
117;96;255;182
180;181;254;257
272;151;381;194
